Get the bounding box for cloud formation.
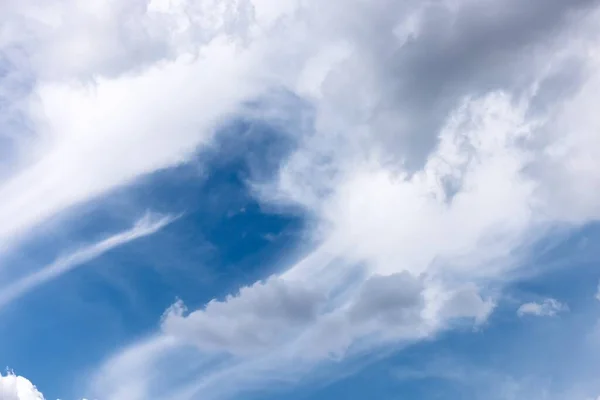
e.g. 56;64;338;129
161;269;496;362
162;276;326;355
85;0;600;397
0;0;264;252
1;0;600;399
517;298;569;317
0;373;44;400
0;212;174;309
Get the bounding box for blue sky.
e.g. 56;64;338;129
1;1;600;399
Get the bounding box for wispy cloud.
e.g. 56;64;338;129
0;213;175;309
0;1;261;252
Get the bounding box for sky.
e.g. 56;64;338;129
1;0;600;399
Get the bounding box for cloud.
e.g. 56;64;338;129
161;270;494;360
3;0;595;257
161;276;326;356
0;0;255;80
0;0;597;399
0;0;266;253
0;45;257;251
90;272;492;400
87;0;600;397
0;212;174;309
0;372;89;400
517;298;569;317
0;372;45;400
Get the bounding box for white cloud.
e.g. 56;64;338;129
87;0;600;396
0;372;45;400
0;372;89;400
0;212;174;309
0;0;271;254
0;42;259;251
517;298;569;317
0;0;599;399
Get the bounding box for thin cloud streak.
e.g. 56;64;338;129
0;212;176;309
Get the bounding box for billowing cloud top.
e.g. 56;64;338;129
0;373;44;400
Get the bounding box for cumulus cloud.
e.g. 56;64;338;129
161;276;326;355
161;270;494;361
0;372;44;400
517;298;569;317
0;372;88;400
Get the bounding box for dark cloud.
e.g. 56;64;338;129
313;0;600;169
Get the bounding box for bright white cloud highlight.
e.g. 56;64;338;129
0;373;44;400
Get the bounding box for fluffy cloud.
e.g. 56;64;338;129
517;298;569;317
161;270;494;360
161;276;326;355
0;373;89;400
0;373;44;400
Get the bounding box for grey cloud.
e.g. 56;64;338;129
345;275;492;340
161;277;326;356
439;285;495;324
300;275;495;359
349;272;424;327
310;0;599;169
163;271;492;359
0;0;256;80
161;272;428;358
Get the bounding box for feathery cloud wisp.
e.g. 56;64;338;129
0;213;175;309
